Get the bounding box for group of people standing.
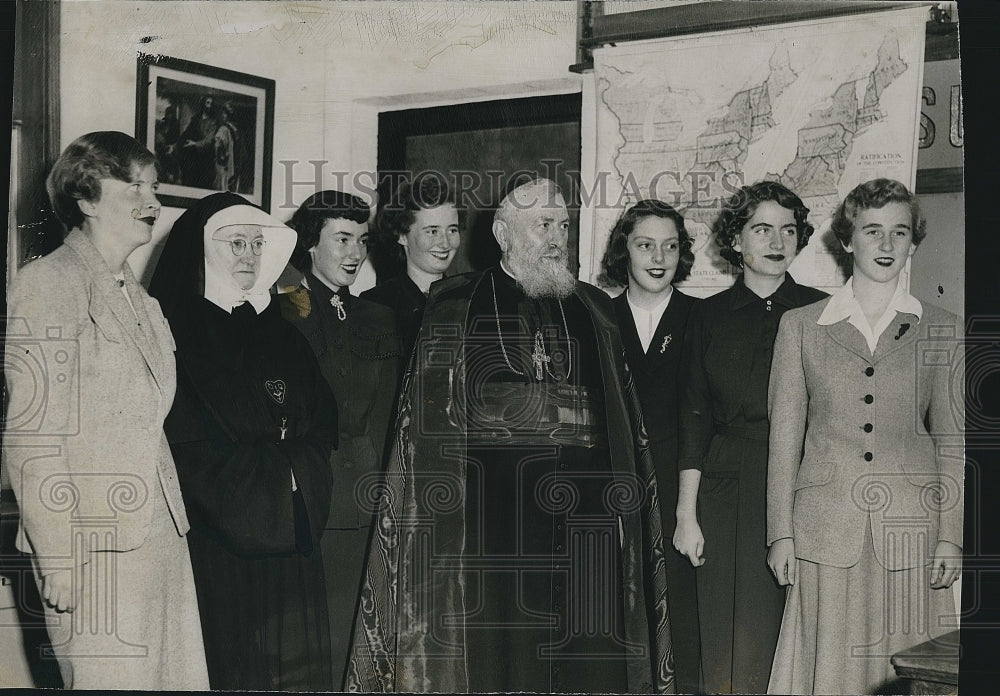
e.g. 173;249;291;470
3;129;963;695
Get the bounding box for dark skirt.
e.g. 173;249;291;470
187;528;332;691
697;432;785;694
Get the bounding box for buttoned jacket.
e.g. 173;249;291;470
3;230;188;574
280;281;400;529
766;297;964;570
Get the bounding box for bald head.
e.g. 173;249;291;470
495;178;562;227
492;178;576;298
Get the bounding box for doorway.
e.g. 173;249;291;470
374;92;582;281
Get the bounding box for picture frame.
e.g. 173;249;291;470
135;53;275;210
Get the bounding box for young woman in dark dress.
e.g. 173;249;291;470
279;190;400;689
600;198;702;693
673;181;827;694
148;192;337;691
361;177;460;364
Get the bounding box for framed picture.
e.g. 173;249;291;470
135;53;275;210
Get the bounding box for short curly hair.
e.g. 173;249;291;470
600;199;694;288
830;178;927;249
286;190;371;273
369;174;457;276
715;180;814;268
46;131;158;230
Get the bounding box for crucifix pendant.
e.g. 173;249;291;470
531;329;551;381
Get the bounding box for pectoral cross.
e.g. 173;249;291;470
531;329;551;381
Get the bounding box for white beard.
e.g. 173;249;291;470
506;244;577;299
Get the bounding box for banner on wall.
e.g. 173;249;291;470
589;6;928;296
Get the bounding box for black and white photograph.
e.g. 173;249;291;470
3;0;998;693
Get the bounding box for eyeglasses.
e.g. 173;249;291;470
214;236;266;257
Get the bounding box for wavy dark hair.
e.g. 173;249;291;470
715;180;814;268
368;174;458;277
286;189;371;272
830;178;927;248
46;131;158;230
600;199;694;288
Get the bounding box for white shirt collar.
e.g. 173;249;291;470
817;278;922;353
626;287;673;353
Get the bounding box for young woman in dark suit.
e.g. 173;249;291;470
279;190;400;689
674;181;827;694
600;198;701;693
766;179;963;694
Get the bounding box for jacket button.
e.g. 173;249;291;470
863;423;873;433
865;366;875;376
864;394;874;404
864;452;873;461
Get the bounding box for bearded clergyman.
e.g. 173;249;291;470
346;178;674;694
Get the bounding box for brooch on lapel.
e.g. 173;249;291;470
265;379;287;404
330;295;347;321
659;334;673;354
894;323;911;340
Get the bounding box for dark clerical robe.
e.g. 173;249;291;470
347;267;673;693
164;297;337;691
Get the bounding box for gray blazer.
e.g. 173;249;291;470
766;297;964;570
4;230;189;575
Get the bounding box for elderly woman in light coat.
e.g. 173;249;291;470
765;178;963;694
3;131;208;689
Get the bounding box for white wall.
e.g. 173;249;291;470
58;0;581;286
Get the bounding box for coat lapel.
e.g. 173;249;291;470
648;290;687;362
872;311;920;362
824;319;873;362
65;231;167;393
612;294;648;374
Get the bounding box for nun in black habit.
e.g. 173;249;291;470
148;192;337;691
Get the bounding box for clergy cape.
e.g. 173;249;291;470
346;269;674;693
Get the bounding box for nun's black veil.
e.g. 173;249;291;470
149;191;262;320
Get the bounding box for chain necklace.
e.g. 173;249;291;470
490;273;572;382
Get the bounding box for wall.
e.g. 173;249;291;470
57;0;581;286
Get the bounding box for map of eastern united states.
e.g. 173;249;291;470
695;44;798;173
599;34;907;211
774;35;908;199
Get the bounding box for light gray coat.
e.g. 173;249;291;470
766;297;964;570
4;229;189;575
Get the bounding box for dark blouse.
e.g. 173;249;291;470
677;273;827;472
360;274;427;369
